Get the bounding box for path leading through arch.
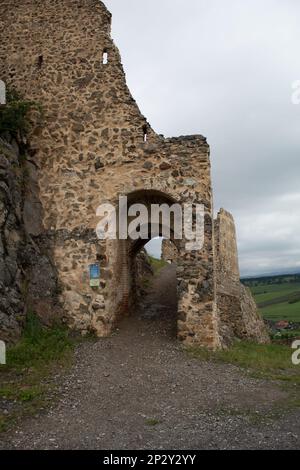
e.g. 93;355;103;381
1;268;299;450
134;262;178;339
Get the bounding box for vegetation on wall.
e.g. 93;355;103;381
0;88;42;137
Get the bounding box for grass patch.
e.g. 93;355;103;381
148;256;168;275
0;312;79;433
249;281;300;322
251;282;300;299
145;418;160;426
289;298;300;305
0;385;42;402
260;301;300;322
186;341;300;385
187;342;300;420
6;312;74;370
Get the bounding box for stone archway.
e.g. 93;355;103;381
104;188;221;348
129;235;180;338
107;189;181;321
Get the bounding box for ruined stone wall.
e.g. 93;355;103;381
215;209;270;344
161;239;178;263
0;0;222;348
214;209;240;297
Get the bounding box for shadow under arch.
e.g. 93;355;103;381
126;188;180;206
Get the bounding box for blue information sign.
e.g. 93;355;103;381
89;264;100;287
89;264;100;279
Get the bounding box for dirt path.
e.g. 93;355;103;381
1;265;300;450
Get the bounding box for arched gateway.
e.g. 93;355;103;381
105;188;220;348
0;0;269;348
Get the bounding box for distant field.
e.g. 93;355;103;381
251;283;300;304
244;275;300;323
259;301;300;322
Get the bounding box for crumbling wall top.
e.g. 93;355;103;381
215;208;240;295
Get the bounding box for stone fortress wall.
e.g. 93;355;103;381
0;0;269;347
160;210;269;344
214;209;269;344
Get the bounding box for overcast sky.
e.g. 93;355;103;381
105;0;300;277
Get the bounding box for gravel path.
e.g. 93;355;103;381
1;265;299;450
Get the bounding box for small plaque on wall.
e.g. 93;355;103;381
89;263;100;287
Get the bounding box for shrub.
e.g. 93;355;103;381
0;88;42;136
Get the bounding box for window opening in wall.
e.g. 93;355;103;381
143;125;148;142
37;55;43;68
103;49;108;65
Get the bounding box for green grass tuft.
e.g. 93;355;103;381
6;312;74;370
187;341;300;385
0;312;77;433
145;418;160;426
260;301;300;322
148;256;168;275
249;280;300;322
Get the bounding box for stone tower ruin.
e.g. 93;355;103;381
0;0;269;348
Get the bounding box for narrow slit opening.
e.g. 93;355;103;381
143;125;148;142
102;49;108;65
37;55;43;68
